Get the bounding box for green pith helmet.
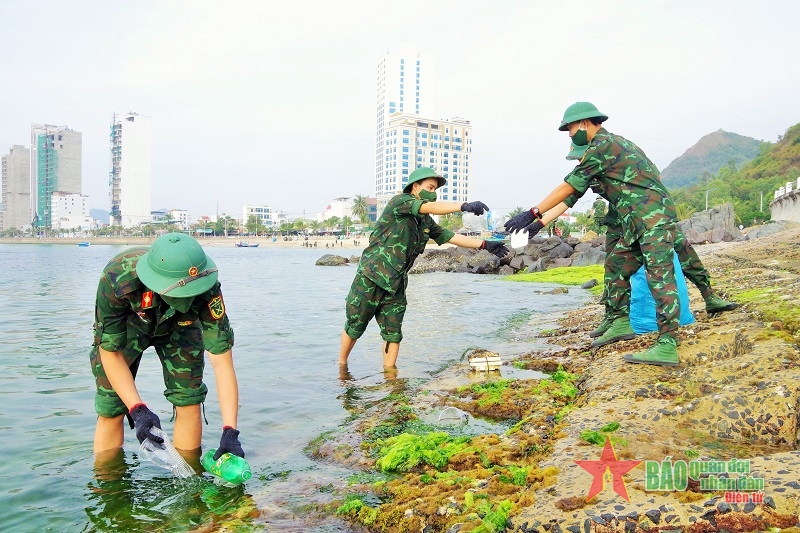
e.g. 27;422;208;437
136;233;218;297
403;166;447;193
566;141;588;161
558;101;608;131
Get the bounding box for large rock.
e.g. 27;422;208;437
746;220;800;240
466;250;501;274
315;254;348;266
677;203;745;243
570;246;606;266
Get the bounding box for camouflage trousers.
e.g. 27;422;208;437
601;224;713;316
344;271;406;343
90;323;209;418
604;226;681;341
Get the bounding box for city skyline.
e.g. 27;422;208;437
1;1;798;221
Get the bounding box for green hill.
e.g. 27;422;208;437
669;123;800;225
661;129;766;188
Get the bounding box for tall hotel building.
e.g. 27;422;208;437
109;112;152;227
30;124;82;230
375;45;472;211
1;145;32;231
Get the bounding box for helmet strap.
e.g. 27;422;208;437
160;267;219;295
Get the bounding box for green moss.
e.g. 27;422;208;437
503;265;604;294
458;379;515;407
472;499;513;533
580;421;622;445
732;287;800;335
375;432;474;472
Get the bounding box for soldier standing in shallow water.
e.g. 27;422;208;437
505;102;736;367
339;167;510;375
91;233;245;461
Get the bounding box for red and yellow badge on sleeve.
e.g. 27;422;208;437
141;291;154;309
208;295;225;319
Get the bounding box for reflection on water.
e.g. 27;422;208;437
1;244;591;531
86;448;256;532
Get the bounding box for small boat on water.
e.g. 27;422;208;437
235;241;259;248
77;241;90;247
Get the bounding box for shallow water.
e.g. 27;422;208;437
0;244;593;531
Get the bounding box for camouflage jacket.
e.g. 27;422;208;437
94;247;234;354
359;193;455;293
564;128;676;245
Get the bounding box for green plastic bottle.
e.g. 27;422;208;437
201;449;252;484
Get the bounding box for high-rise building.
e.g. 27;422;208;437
1;145;32;232
109;112;152;227
51;192;92;230
383;114;472;205
375;44;436;208
30;124;82;230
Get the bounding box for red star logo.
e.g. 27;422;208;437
575;437;641;501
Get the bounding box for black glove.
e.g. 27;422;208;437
481;240;510;258
213;426;245;460
523;220;545;237
504;208;537;232
129;403;163;445
461;201;489;216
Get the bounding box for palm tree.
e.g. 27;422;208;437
351;194;369;223
341;216;353;234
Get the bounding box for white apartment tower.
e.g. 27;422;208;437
30;124;82;230
109;112;152;227
384;114;472;204
1;145;32;231
375;44;436;207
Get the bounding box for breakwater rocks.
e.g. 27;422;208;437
315;235;607;274
412;236;606;275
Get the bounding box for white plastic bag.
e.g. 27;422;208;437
139;427;195;478
509;229;529;249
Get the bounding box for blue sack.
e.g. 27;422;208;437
629;252;695;334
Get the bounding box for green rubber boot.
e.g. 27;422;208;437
591;316;635;348
623;337;679;366
589;315;614;338
704;293;739;313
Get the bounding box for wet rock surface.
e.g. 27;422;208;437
315;227;800;533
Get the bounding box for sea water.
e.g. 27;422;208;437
0;243;592;532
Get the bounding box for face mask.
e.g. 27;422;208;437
418;189;437;202
161;295;194;313
571;126;589;147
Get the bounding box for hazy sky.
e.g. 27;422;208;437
1;0;798;219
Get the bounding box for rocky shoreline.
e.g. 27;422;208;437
310;224;800;533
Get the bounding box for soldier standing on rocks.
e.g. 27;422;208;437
506;102;737;366
523;142;739;350
91;233;244;462
339;167;510;375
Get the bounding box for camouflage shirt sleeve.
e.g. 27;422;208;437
196;282;235;354
428;221;455;245
94;247;149;352
563;193;582;209
94;272;132;352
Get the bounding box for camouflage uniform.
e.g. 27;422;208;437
564;128;682;341
344;193;454;343
91;247;235;418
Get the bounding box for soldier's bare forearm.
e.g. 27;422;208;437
418;201;463;215
536;183;577;214
98;348;142;409
208;350;239;429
